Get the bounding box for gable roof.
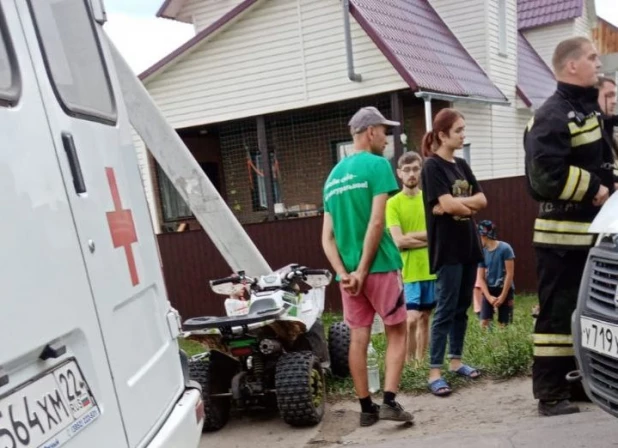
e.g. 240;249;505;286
157;0;188;21
349;0;506;102
140;0;259;80
518;0;583;31
516;32;556;109
143;0;506;102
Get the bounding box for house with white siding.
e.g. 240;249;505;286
133;0;596;308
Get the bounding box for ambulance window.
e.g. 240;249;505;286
0;8;19;105
28;0;116;124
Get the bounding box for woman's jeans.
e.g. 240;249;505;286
429;263;477;368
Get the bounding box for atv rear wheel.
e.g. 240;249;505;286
275;351;325;427
188;356;231;432
328;321;350;377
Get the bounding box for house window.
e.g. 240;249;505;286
0;7;19;105
251;151;280;211
28;0;117;124
155;163;193;223
498;0;507;56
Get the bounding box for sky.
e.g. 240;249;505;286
104;0;618;75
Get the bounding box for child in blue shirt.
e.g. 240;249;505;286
476;220;515;328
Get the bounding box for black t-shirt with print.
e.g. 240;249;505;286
421;155;484;274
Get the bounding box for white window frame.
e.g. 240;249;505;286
0;7;20;105
27;0;117;124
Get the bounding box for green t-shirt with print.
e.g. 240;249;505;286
323;151;402;275
386;191;436;283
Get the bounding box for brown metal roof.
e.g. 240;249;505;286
349;0;506;101
516;32;556;109
518;0;584;31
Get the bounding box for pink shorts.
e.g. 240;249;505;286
341;271;407;329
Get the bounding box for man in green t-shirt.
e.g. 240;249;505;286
386;152;436;365
322;106;412;427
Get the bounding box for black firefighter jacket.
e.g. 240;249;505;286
524;81;615;250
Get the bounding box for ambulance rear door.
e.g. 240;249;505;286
14;0;186;446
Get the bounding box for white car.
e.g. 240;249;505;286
573;192;618;417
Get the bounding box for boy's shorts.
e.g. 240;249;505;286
404;280;436;311
340;271;407;329
480;287;514;324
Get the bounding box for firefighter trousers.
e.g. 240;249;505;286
532;247;588;402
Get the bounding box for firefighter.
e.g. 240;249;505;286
524;36;614;417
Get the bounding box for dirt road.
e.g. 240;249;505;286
199;377;605;448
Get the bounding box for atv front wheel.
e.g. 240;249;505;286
328;321;350;377
188;356;231;432
275;351;325;427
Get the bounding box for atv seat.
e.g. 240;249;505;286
183;307;285;331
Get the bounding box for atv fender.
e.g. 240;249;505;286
293;318;330;364
209;349;241;374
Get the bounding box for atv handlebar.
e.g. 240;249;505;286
209;266;332;295
302;269;331;277
210;276;241;286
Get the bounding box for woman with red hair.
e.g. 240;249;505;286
420;108;488;397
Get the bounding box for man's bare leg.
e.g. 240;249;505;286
384;320;408;391
349;326;372;399
415;311;431;362
379;320;413;422
406;311;420;362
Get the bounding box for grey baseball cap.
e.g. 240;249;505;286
348;106;400;134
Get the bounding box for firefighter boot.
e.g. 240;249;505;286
538;399;580;417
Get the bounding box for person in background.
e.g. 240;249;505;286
321;106;413;427
420;108;487;397
596;76;618;190
386;151;436;365
475;220;515;328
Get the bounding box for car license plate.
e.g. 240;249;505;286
581;316;618;360
0;359;99;448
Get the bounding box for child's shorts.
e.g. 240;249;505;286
404;280;436;311
480;287;514;324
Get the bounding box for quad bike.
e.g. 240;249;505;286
182;264;335;432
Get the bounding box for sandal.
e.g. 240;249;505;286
428;377;452;397
450;364;481;379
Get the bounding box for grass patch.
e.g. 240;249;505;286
179;294;537;398
325;294;537;398
179;338;205;357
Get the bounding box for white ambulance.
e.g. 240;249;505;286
0;0;203;447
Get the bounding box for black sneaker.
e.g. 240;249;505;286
360;403;380;427
538;399;580;417
379;401;414;423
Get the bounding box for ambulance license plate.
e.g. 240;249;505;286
581;316;618;360
0;359;99;448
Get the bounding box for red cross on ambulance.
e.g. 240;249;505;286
105;167;140;286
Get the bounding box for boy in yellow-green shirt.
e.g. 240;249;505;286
386;152;436;363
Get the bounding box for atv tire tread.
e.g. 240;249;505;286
188;357;231;432
275;351;325;427
328;321;350;377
